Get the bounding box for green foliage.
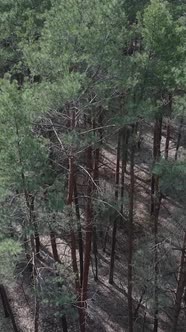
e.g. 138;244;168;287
0;238;22;282
0;79;49;192
141;0;185;93
22;0;130;113
46;179;65;212
40;271;77;318
153;159;186;200
143;1;177;58
0;0;51;80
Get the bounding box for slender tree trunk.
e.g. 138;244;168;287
172;232;186;332
74;180;84;287
109;218;117;285
153;291;158;332
71;228;80;292
120;128;128;216
60;315;68;332
55;280;68;332
0;285;19;332
34;224;40;256
49;214;60;263
151;117;162;214
44;195;68;331
165;94;172;160
92;120;100;281
98;112;103;145
134;286;146;319
151;120;158;208
34;293;39;332
15;118;34;261
68;111;85;331
31;244;39;332
125;129;129;172
150;117;162;332
30;196;40;256
50;230;60;263
81;146;93;332
92;226;98;281
165;118;171;160
103;224;110;253
142;312;147;332
153;192;160;332
0;284;9;317
128;136;135;332
152;178;162;332
175;117;183;161
93;146;100;187
120;130;125;216
29;197;37;265
67;156;84;332
68;157;80;292
44;190;61;263
28;199;40;332
109;131;121;284
23;233;31;261
81;146;93;300
137;122;142;150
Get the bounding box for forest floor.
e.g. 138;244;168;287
0;122;185;332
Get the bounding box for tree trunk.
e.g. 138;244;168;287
165;94;172;160
50;232;60;263
120;128;128;216
60;315;68;332
92;121;100;281
67;156;84;332
103;224;110;253
0;284;10;317
175;117;183;161
34;225;40;257
152;177;162;332
0;284;19;332
134;287;146;319
49;214;60;263
153;192;160;332
93;145;100;187
67;157;80;292
98;112;103;145
92;226;98;281
81;146;93;300
81;146;93;332
34;293;39;332
109;131;121;284
172;232;186;332
15;119;33;261
23;233;31;261
150;117;162;332
74;180;84;287
151;117;162;214
29;196;39;330
30;196;40;256
165;118;171;160
137;123;142;150
142;312;147;332
50;230;60;262
128;136;135;332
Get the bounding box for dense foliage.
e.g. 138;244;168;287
0;1;185;331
